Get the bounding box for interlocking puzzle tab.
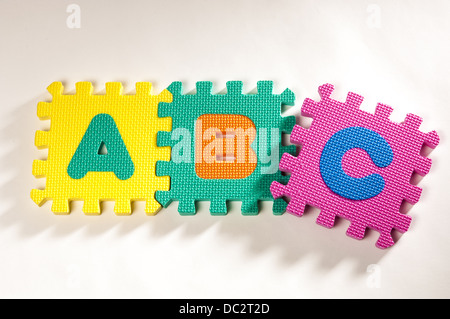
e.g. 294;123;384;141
156;81;296;215
31;82;172;215
270;84;439;248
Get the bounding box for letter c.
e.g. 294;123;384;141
320;126;393;200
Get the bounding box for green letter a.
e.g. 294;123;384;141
67;113;134;180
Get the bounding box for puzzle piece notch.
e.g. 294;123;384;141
160;80;295;101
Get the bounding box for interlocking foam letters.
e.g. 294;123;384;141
31;81;440;249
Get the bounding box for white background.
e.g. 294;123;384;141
0;0;449;298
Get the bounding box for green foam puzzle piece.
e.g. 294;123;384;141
156;81;296;215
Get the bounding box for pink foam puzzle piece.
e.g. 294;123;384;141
271;84;439;249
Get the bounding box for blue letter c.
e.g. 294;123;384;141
320;127;393;200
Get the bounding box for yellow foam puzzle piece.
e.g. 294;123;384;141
31;82;172;215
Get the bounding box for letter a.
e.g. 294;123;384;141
67;113;134;180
